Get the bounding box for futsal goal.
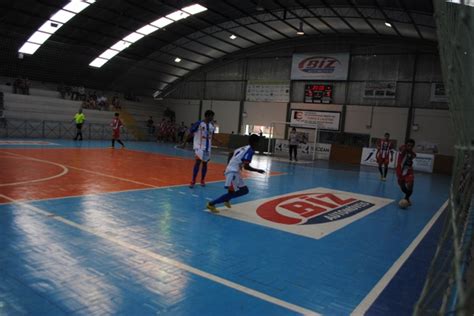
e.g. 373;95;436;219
414;1;474;315
266;121;320;161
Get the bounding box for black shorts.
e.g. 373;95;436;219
76;123;83;129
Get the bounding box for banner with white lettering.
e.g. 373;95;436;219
412;153;435;173
291;53;350;80
290;110;341;131
275;139;331;160
360;147;434;173
360;147;397;168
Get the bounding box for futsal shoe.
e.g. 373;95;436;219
206;203;219;213
382;177;386;181
224;201;232;209
189;181;195;188
200;180;206;187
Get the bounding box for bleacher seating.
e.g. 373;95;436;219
0;78;165;128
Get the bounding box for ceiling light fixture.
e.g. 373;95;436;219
296;21;305;35
229;34;237;40
385;22;392;28
174;57;182;63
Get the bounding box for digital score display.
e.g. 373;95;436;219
304;84;333;104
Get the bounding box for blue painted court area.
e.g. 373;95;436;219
0;140;450;315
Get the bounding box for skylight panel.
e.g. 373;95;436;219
89;57;108;68
123;32;145;43
19;42;41;55
89;3;207;68
151;17;173;28
18;0;96;56
38;20;63;34
181;4;207;15
27;31;53;45
50;9;76;23
99;49;120;59
166;10;190;21
111;40;132;51
63;1;90;13
136;24;158;35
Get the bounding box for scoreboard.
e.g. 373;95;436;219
304;84;333;104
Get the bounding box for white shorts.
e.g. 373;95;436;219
224;172;245;189
194;149;211;162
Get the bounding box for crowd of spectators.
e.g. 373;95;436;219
57;83;121;111
82;93;121;111
148;119;188;143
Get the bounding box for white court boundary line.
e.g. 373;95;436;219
0;150;285;205
0;155;69;187
0;193;320;316
351;199;449;315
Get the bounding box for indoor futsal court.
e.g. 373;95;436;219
0;140;452;315
1;0;473;315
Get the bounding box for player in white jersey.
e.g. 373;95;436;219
206;134;265;213
188;110;215;188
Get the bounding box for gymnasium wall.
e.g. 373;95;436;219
202;100;240;134
162;38;455;155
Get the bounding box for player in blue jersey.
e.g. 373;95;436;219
206;134;265;213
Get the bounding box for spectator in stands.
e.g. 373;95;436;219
78;86;86;101
58;82;67;99
91;91;98;102
178;122;187;143
147;116;155;134
13;77;22;94
157;118;167;142
23;78;30;95
83;96;96;109
98;95;107;111
73;108;85;141
71;86;78;100
112;94;121;110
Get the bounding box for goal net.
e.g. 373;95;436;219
267;121;323;161
414;1;474;315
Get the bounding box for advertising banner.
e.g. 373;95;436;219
290;110;341;131
291;53;350;80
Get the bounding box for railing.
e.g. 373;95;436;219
0;118;154;141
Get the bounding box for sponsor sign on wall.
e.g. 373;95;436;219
412;153;435;173
430;83;448;103
246;81;290;102
360;147;434;173
290;110;341;131
275;139;331;160
360;147;397;169
363;81;397;99
291;53;350;80
212;188;393;240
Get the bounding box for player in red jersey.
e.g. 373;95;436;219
396;139;416;205
110;112;125;149
376;132;394;181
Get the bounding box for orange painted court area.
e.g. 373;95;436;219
0;148;235;203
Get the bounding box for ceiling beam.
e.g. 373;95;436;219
220;0;291;39
272;0;323;34
398;0;424;40
294;0;340;33
373;0;404;37
347;0;381;35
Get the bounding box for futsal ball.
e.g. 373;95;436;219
398;199;410;209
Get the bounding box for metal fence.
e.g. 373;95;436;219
0;118;152;141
